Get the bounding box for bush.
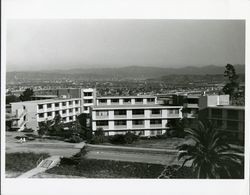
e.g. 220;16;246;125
109;132;138;144
90;135;105;144
67;135;83;143
109;134;126;144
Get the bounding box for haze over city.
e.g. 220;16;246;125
7;19;245;72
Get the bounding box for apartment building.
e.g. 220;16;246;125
199;95;244;143
10;98;81;131
91;95;182;136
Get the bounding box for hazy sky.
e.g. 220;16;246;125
6;19;245;71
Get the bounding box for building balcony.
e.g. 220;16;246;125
96;125;109;130
132;114;145;118
114;125;127;129
150;114;162;118
167;114;181;118
114;115;127;119
132;124;144;129
96;115;109;120
150;124;162;128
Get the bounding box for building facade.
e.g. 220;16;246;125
11;98;81;131
91;95;182;136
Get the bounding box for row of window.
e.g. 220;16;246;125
103;130;163;136
96;119;162;126
38;100;80;110
38;108;80;118
98;98;155;104
83;92;93;96
96;109;179;116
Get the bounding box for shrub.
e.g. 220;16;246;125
90;135;105;144
124;132;138;144
109;134;126;144
67;135;83;143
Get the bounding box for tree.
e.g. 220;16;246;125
19;88;34;101
6;95;20;104
222;64;239;101
38;120;54;137
177;121;243;178
77;113;92;141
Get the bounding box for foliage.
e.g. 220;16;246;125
109;132;138;145
158;165;195;179
166;118;189;138
22;128;34;132
177;121;244;179
66;135;83;143
6;95;20;104
222;64;240;101
19;88;34;101
76;113;92;141
6;152;50;172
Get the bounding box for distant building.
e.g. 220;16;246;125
10;98;81;131
199;95;244;143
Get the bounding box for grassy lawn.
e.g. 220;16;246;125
47;157;165;178
101;137;189;149
6;152;50;174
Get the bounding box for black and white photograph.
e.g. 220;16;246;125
1;0;249;195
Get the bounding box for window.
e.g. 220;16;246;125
84;106;88;111
47;112;52;117
124;98;131;103
135;98;143;103
151;109;161;115
114;110;126;115
156;130;162;135
150;130;157;136
69;109;73;113
96;111;108;116
69;116;73;120
99;99;107;103
75;108;79;112
132;120;144;125
216;120;223;128
55;111;60;115
132;109;144;115
62;110;67;114
115;120;126;126
147;98;155;103
38;105;43;110
69;101;73;106
111;99;119;103
84;99;93;103
96;121;108;126
150;119;161;124
75;100;79;104
39;113;44;118
62;117;67;122
62;102;67;106
84;92;93;96
47;104;52;108
168;109;179;114
55;103;60;107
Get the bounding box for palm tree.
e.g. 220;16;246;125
177;121;243;179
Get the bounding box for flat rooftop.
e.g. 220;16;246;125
92;104;182;110
208;105;245;110
96;95;156;99
10;97;81;104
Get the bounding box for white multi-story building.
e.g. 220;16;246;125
81;88;96;113
91;95;182;136
10;98;81;131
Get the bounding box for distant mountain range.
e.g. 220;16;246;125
7;65;245;81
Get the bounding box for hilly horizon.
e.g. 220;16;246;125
6;64;245;81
